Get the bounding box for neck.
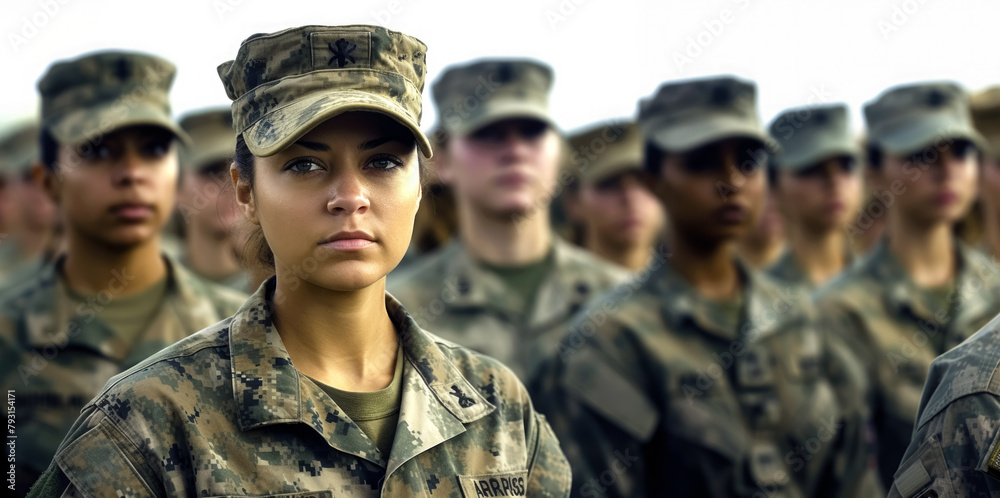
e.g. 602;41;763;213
788;225;848;285
585;232;649;272
186;226;241;279
272;272;397;391
62;233;167;297
737;236;784;269
459;204;552;265
669;231;740;299
886;213;956;288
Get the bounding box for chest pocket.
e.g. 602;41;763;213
457;471;528;498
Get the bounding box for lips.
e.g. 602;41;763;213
319;230;376;251
110;202;154;221
716;204;747;224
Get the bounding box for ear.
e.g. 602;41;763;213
32;161;60;205
231;163;259;225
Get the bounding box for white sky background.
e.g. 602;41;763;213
1;0;998;137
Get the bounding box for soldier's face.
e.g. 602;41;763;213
655;138;767;244
0;173;21;233
980;156;1000;218
178;161;240;239
573;171;664;249
50;125;178;250
776;157;862;233
243;112;421;291
877;140;978;226
442;119;561;218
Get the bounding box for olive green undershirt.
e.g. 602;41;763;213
480;248;556;319
310;345;404;457
911;280;956;352
64;275;169;341
699;292;745;335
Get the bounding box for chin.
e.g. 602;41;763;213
310;262;386;292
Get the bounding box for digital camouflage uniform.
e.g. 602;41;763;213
27;24;572;497
1;255;246;489
765;104;861;294
886;315;1000;498
389;237;628;382
814;82;1000;488
30;278;570;497
530;76;882;498
0;122;44;284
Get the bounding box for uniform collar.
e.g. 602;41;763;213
440;236;598;326
229;277;496;470
655;257;792;342
20;253;223;363
868;239;993;322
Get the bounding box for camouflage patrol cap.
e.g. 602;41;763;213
217;25;432;158
432;59;554;136
768;104;859;171
637;76;772;153
864;82;985;155
0;121;39;175
971;86;1000;157
179;107;237;170
567;121;643;183
37;50;188;147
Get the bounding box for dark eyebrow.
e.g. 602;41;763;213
359;136;411;151
292;140;330;151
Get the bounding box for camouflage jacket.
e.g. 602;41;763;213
0;254;247;488
813;240;1000;487
766;246;857;296
887;315;1000;498
30;279;571;497
529;256;882;497
387;237;629;383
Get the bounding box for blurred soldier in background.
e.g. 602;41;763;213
0;51;247;494
971;86;1000;260
0;122;59;284
851;135;889;255
766;104;863;292
563;121;664;272
175;107;252;293
736;186;785;268
389;59;627;382
814;82;1000;488
532;76;880;497
396;126;459;269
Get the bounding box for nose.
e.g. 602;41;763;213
110;149;147;186
326;172;370;215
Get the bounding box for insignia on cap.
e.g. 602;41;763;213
710;85;734;106
927;89;948;108
115;58;132;82
496;63;514;84
328;38;357;68
813;111;828;126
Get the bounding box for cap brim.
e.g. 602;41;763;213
445;100;555;137
648;115;774;153
777;139;860;171
875;117;987;156
51;102;191;147
243;90;432;158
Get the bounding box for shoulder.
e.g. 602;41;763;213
423;330;531;403
552;239;631;285
386;243;457;297
90;318;235;416
172;264;249;317
811;257;882;311
914;317;1000;430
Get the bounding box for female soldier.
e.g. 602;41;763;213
530;76;880;497
29;25;570;497
814;82;1000;488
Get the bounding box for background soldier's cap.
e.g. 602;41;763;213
864;81;985;155
567;121;643;183
768;104;859;171
179;107;237;170
432;59;554;136
971;86;1000;157
38;50;189;147
637;75;772;153
0;121;39;175
217;25;432;158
